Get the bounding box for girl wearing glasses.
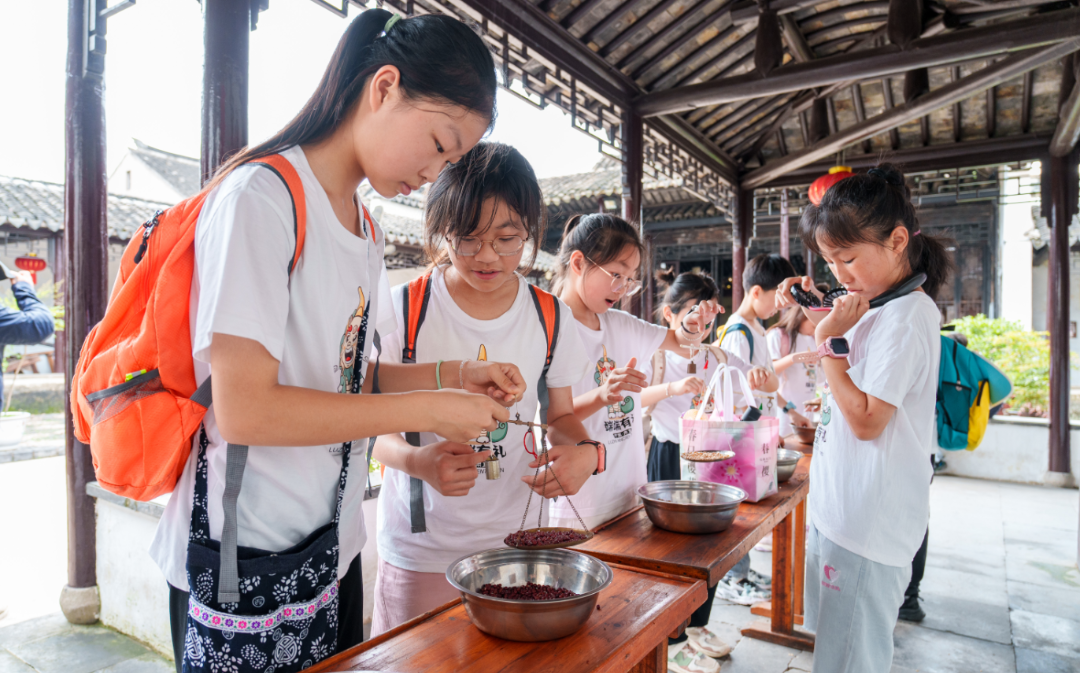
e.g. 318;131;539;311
548;214;721;532
370;142;597;635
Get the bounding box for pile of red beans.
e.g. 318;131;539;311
504;529;589;547
478;582;577;600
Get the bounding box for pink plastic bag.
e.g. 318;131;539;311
679;365;780;502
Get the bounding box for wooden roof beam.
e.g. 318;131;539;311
742;41;1079;188
780;14;813;63
880;77;901;149
636;7;1080;116
1021;70;1033;134
620;0;720;72
851;83;872;153
649;115;741;182
1050;53;1080;157
600;0;688;58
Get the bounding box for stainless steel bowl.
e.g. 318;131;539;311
637;481;747;534
776;448;802;483
794;423;818;445
446;547;613;642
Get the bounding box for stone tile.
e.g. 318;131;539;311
891;622;1016;673
889;667;920;673
1005;553;1080;590
1003;536;1080;567
925;544;1007;579
1014;647;1080;673
914;592;1013;645
1003;521;1078;545
719;635;799;673
9;627;151;673
0;613;72;648
787;651;813;671
1008;579;1080;622
1010;609;1080;660
708;602;758;631
0;651;35;673
917;566;1009;608
96;653;174;673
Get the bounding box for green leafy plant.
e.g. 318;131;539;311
947;315;1063;416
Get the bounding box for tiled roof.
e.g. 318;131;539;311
539;159;682;206
132;139;201;198
0;175;169;240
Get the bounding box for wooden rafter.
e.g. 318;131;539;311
620;0;721;72
880;77;901;149
850;83;872;152
599;0;686;58
780;14;813;63
645;25;742;90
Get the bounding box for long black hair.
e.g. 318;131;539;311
553;213;643;292
799;163;953;299
424;142;546;272
654;268;720;321
207;8;497;190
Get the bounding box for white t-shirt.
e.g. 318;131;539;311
548;309;668;524
376;268;590;573
766;330;820;435
809;292;940;567
717;314;778;417
643;347;753;444
151;146;396;591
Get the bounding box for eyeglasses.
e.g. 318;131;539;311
586;256;642;297
451;235;526;257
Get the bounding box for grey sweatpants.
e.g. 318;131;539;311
804;523;910;673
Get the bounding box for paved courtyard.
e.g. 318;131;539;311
1;421;1077;672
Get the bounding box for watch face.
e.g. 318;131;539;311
831;338;850;355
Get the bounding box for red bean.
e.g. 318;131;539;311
504;530;589;547
479;582;577;600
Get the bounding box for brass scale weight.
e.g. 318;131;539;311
469;411;591;548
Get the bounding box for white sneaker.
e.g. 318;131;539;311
668;641;721;673
716;577;771;606
754;533;773;552
748;569;773;587
685;626;732;658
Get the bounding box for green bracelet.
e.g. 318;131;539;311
435;360;444;390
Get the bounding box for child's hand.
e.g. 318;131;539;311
776;276;828;325
670;376;705;397
600;357;647;404
520;443;598;497
815;293;868;340
427;389;510;443
747;367;770;390
803;398;822;413
461;360;527;405
789;409;812;429
681;301;723;340
413;440;489;497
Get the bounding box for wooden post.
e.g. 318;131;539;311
779;189;790;260
62;0;108;623
732;188;752;309
621;109;645;317
1046;147;1077;475
201;0;251;184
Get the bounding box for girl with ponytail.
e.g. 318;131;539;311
776;163;952;673
152;10;524;671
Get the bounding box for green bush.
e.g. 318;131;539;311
947;315;1054;414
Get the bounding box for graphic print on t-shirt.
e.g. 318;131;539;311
471;344;508;474
595;345;635;441
337;286;369;394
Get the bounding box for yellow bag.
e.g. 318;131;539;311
967;381;990;451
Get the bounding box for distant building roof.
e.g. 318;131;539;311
131;139;202;199
539;157;681;206
0;175;169;240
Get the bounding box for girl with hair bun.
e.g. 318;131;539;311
776;163;952;673
152;10;524;670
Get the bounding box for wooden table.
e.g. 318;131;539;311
310;564;706;673
574;449;815;651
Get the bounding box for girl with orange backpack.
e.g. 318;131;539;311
370;142;599;635
131;10;522;672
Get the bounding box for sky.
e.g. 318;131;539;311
0;0;603;186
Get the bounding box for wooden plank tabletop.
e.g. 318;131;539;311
310;563;707;673
574;457;811;586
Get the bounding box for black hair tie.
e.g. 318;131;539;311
867;167;902;187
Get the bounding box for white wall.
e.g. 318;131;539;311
107;152;185;204
940;417;1080;487
997;166;1038;329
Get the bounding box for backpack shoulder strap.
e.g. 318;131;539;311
401;271;434;364
719;322;755;363
248;154;307;275
528;285;561;425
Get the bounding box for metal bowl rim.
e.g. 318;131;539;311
637;481;747;509
445;547;613;606
776;448;803;464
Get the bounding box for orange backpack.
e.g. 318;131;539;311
71;155;307;501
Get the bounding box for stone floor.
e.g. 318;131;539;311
1;450;1077;672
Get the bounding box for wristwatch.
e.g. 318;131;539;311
817;336;851;359
578;440;606;475
782;400;796;414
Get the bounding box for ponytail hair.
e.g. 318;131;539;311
206;9;496;191
553;213;643;292
798;162;953;299
654;269;720;321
